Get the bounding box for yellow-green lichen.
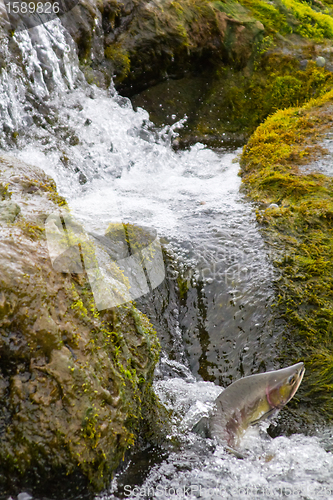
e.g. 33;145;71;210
193;53;333;138
0;183;11;200
15;219;46;240
240;88;333;419
104;45;131;81
281;0;333;39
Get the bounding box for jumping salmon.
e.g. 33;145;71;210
193;362;305;450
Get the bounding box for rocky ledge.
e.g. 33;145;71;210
58;0;333;144
0;155;164;494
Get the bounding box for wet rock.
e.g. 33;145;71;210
115;0;264;94
299;59;308;70
0;155;164;494
78;171;88;184
316;56;326;67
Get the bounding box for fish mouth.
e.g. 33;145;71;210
289;363;305;400
299;365;305;380
266;362;305;409
298;364;305;383
296;363;305;383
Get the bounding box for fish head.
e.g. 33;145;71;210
266;362;305;410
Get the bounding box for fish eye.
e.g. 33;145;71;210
288;375;296;384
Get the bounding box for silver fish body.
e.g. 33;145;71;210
194;362;305;449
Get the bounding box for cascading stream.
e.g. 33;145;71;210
1;20;333;500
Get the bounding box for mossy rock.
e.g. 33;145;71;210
125;0;333;144
240;89;333;423
0;155;166;495
189;49;333;140
0;200;20;222
59;0;333;143
61;0;265;92
115;0;264;93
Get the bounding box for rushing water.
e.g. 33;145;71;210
1;20;333;500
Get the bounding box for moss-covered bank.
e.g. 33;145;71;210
133;47;333;146
0;156;166;495
240;90;333;424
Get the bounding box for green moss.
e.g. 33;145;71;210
225;0;333;39
223;0;290;33
281;0;333;39
193;53;333;138
177;275;190;300
104;45;130;81
71;298;88;318
15;220;46;241
0;183;11;200
240;89;333;419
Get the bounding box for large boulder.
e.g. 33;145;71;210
0;155;163;494
60;0;264;91
58;0;333;144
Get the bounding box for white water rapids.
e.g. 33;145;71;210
1;20;333;500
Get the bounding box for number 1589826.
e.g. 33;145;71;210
5;2;60;14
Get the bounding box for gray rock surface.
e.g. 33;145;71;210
0;155;163;493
